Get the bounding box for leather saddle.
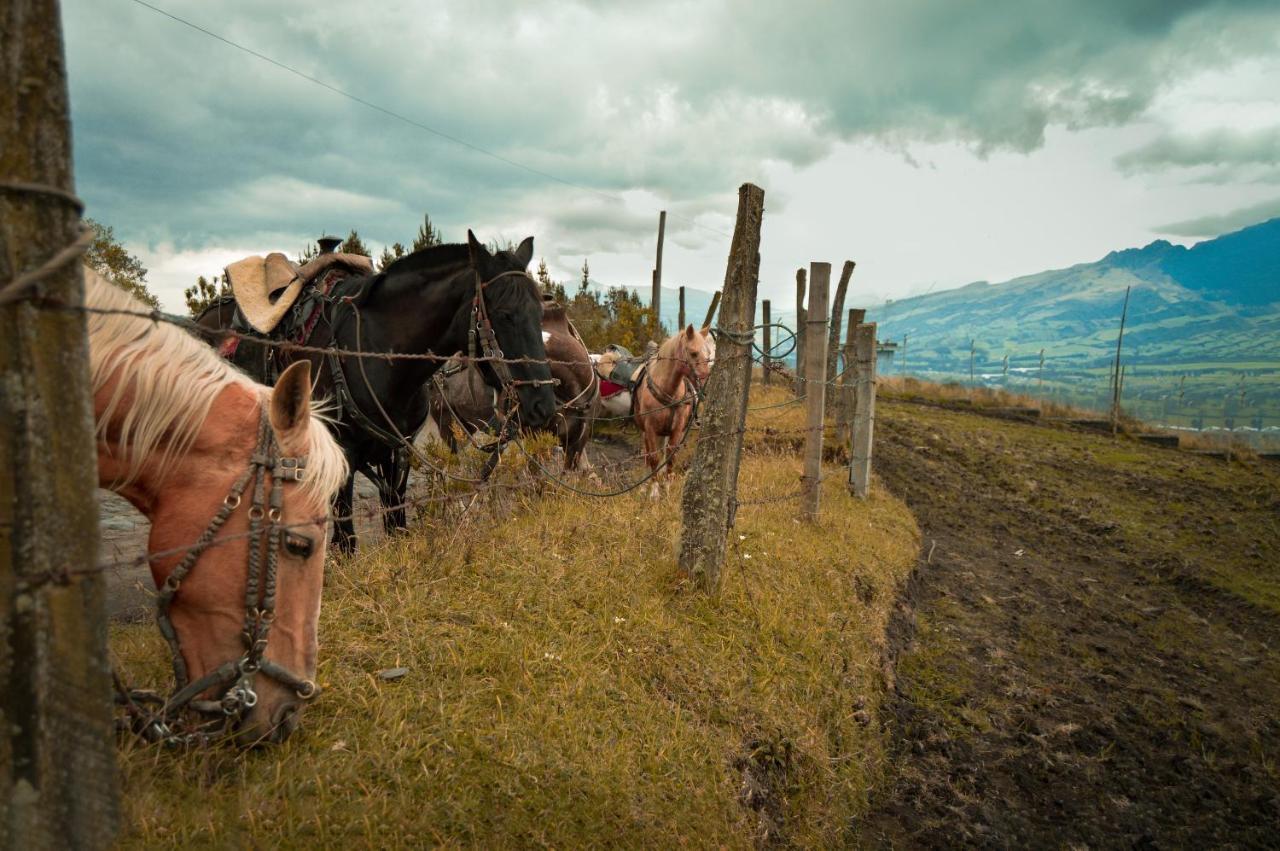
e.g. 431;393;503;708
225;251;373;334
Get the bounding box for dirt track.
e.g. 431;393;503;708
859;398;1280;847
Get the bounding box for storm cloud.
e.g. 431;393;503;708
61;0;1280;306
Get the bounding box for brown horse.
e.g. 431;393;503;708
632;325;713;497
430;299;599;470
88;268;347;745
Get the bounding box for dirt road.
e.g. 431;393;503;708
859;398;1280;847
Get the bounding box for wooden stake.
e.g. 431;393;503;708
678;184;764;593
677;284;685;330
702;290;722;329
652;210;666;333
761;299;772;385
801;262;831;522
836;308;863;438
826;260;855;385
793;268;807;396
1110;285;1131;435
848;322;879;499
1;1;119;845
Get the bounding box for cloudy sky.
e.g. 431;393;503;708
64;0;1280;311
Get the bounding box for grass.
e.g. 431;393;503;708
110;382;920;847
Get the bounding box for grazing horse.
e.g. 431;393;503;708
430;298;599;470
632;325;713;497
196;232;556;551
87;268;348;745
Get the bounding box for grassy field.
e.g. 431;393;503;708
110;384;920;847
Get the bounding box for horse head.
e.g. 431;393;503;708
155;362;346;745
673;323;713;388
465;230;557;430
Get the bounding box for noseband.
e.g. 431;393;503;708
118;410;319;744
468;269;558;416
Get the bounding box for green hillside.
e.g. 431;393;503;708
867;219;1280;434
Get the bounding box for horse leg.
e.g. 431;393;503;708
378;451;409;535
332;473;357;554
642;423;662;500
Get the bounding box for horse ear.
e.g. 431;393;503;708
270;360;313;455
700;325;712;337
466;229;487;267
684;324;696;340
514;236;534;268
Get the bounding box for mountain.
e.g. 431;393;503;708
864;217;1280;429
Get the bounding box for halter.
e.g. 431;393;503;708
117;410;318;744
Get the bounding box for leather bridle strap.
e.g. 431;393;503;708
125;409;318;744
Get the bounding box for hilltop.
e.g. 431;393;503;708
867;218;1280;429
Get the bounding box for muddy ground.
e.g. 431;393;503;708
858;398;1280;847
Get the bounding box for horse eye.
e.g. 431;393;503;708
283;532;314;559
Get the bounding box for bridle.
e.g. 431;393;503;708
116;410;319;744
468;268;558;424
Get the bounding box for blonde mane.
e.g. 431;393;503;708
85;267;347;504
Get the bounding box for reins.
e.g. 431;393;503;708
116;409;318;745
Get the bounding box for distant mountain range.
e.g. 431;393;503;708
863;217;1279;429
866;217;1279;371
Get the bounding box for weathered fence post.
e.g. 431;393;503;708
1;1;119;846
793;268;806;396
702;290;722;329
678;285;686;330
836;307;865;437
826;260;855;385
848;322;879;499
652;210;666;333
801;262;831;522
679;184;765;592
761;299;771;386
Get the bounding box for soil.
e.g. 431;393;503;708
858;397;1280;847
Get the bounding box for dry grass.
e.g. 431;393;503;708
110;382;920;848
878;375;1099;421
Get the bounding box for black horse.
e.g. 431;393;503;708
195;231;556;551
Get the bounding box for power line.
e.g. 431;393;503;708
126;0;732;239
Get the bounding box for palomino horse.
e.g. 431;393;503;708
88;268;347;745
430;298;599;470
632;325;713;497
196;232;556;551
595;331;715;420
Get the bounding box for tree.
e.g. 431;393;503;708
377;241;407;271
297;241;319;264
83;218;160;309
580;258;590;293
183;273;229;317
340;229;370;257
536;258;554;289
411;213;443;252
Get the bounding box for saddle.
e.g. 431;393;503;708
224;251;373;334
594;344;635;385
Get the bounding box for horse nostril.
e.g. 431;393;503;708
268;701;301;743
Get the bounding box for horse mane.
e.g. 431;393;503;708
85;267;347;503
380;242;472;277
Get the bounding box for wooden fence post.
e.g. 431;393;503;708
679;184;765;592
801;262;830;522
678;285;686;330
1;1;119;846
702;290;722;329
848;322;878;499
761;299;771;386
836;307;864;437
793;268;806;396
652;210;666;333
826;260;855;385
